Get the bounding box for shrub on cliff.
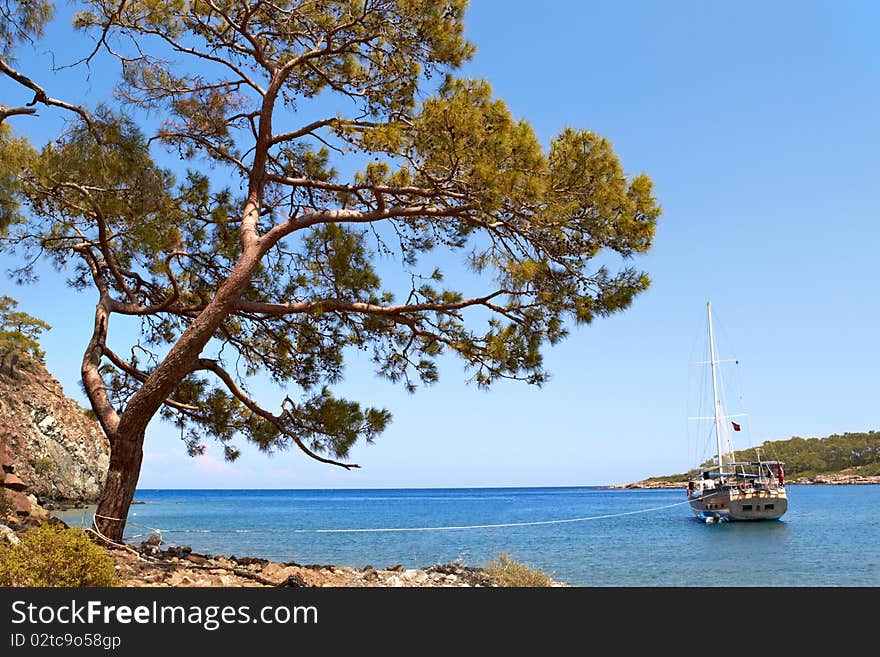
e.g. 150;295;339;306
32;456;54;475
0;523;120;586
0;296;50;374
484;553;553;587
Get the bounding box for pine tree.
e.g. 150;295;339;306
0;1;661;540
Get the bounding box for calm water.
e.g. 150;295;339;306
57;485;880;586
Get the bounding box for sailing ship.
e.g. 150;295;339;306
686;302;788;523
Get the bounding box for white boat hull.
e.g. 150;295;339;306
689;488;787;521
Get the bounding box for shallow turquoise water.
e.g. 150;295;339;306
57;485;880;586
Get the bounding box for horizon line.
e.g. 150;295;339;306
132;483;619;492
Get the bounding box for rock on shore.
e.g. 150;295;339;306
787;474;880;485
612;474;880;488
608;480;686;489
108;540;566;587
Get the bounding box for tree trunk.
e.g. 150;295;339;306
94;433;144;542
87;212;268;543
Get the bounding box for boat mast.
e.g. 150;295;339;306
707;301;725;479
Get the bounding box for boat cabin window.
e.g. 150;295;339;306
765;504;774;510
742;505;753;511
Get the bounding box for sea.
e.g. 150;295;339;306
55;485;880;587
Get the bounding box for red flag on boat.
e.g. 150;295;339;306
731;422;741;431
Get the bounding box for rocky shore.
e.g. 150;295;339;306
0;514;566;587
608;480;685;489
787;474;880;485
104;537;566;587
611;473;880;489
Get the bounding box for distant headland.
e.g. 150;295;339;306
613;430;880;489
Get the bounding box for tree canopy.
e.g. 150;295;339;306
735;431;880;478
0;0;660;539
0;294;51;369
646;430;880;482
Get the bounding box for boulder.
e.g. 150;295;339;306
167;572;195;587
280;573;307;588
141;534;162;547
0;523;20;545
402;569;428;584
237;556;267;566
260;562;302;586
166;545;192;558
9;489;32;515
3;490;48;522
2;474;26;491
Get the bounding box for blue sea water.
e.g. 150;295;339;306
57;485;880;586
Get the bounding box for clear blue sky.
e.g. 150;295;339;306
2;1;878;488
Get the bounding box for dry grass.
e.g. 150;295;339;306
484;552;554;587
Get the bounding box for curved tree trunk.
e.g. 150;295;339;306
89;244;267;542
94;433;144;542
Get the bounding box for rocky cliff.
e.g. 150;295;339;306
0;357;109;504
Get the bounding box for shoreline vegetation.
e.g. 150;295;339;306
3;486;566;588
615;430;880;489
611;473;880;489
0;506;564;587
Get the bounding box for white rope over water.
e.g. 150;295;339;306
106;495;707;539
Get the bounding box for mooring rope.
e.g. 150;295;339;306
89;513;167;560
98;493;712;541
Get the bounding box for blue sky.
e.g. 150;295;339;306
1;1;878;488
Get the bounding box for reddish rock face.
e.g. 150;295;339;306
0;437;12;469
2;489;50;523
7;489;32;515
2;474;26;491
0;361;109;502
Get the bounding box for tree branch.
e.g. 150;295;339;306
0;58;97;133
0;105;36;124
259;202;474;251
101;344;201;413
80;294;121;437
265;172;467;201
193;358;359;469
236;290;509;321
118;27;267;96
52;180;138;305
269;117;388;146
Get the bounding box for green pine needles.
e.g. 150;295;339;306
0;1;661;539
